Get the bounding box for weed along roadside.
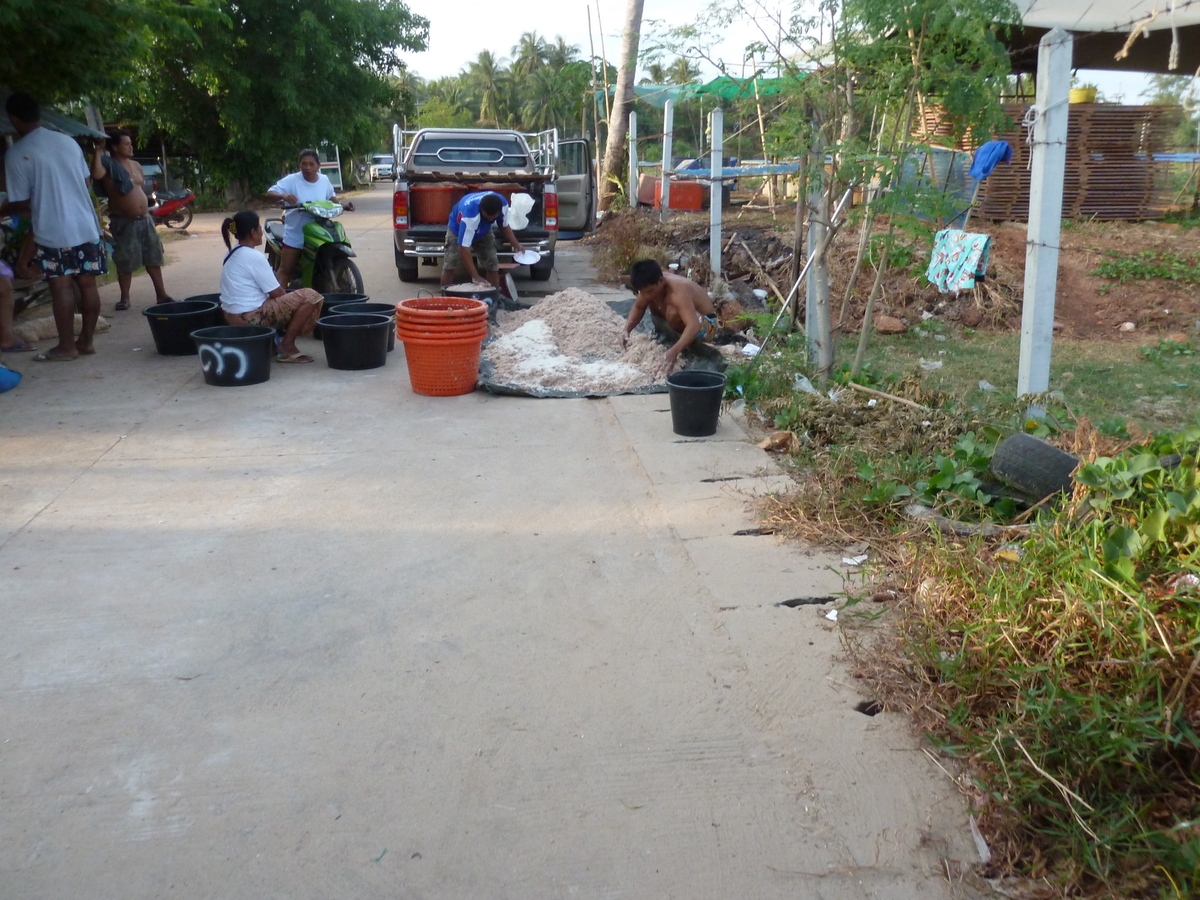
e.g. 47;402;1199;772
588;202;1199;896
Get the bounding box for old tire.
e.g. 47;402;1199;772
321;258;364;294
529;249;554;281
166;205;193;229
989;433;1080;500
397;259;420;283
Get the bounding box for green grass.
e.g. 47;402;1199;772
844;326;1199;433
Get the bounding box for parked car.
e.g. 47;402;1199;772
369;154;394;181
133;157;165;192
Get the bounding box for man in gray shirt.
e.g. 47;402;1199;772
1;93;107;361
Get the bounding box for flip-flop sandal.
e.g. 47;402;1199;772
0;342;36;352
275;352;314;364
33;352;78;362
115;299;131;311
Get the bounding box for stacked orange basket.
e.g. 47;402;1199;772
395;297;490;396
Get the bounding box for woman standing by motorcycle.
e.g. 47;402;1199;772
266;149;354;289
220;210;322;364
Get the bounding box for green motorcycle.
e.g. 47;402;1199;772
264;200;364;293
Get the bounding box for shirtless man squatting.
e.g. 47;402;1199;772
621;258;719;372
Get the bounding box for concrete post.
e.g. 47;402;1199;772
1017;27;1073;400
628;111;638;208
710;107;723;277
660;100;673;224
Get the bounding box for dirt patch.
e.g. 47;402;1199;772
591;208;1200;342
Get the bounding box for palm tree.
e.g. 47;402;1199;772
467;50;508;127
520;67;569;131
511;32;549;79
667;57;701;85
640;59;669;85
545;36;579;72
599;0;646;211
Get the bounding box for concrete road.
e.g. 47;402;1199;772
1;189;983;898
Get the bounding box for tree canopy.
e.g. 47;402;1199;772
0;0;212;101
114;0;427;191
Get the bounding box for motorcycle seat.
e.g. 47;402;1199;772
265;220;285;243
154;189;191;201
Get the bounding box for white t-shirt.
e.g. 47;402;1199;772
267;171;335;248
4;127;101;249
220;245;280;314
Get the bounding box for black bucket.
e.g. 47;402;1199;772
666;370;727;437
143;299;224;355
190;325;275;386
314;292;369;339
329;302;396;351
318;313;391;370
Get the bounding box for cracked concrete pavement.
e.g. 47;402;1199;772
0;188;987;898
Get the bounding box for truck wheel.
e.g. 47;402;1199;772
529;250;554;281
322;258;364;294
989;433;1080;500
397;260;420;282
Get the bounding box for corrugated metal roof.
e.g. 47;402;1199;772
1;89;107;139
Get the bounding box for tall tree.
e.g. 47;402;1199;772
0;0;210;101
598;0;645;211
467;50;508;127
511;32;549;79
118;0;428;194
546;37;580;71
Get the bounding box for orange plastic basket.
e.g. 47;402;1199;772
400;336;484;396
397;297;489;318
397;323;489;341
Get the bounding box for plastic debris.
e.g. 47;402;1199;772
824;609;839;622
919;358;943;370
979;380;996;391
752;289;768;300
969;816;992;864
741;343;761;357
921;310;935;320
842;554;869;566
866;398;877;408
793;373;818;395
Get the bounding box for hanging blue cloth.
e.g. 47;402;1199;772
926;228;991;294
968;141;1012;180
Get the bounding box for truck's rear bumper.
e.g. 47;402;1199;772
395;233;554;261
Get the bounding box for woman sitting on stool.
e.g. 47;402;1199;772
220;210;321;364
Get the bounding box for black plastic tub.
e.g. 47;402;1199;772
314;292;369;338
666;370;727;437
328;302;397;351
143;299;224;355
317;313;391;370
190;325;275;386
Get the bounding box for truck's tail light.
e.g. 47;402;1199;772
393;187;409;229
543;187;558;230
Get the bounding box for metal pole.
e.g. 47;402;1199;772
660;99;673;223
1017;28;1073;403
628;110;638;207
710;107;723;277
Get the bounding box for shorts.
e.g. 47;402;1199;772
442;229;498;273
229;288;322;333
697;315;718;342
109;213;165;272
35;240;108;279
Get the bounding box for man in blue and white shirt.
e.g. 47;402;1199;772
441;191;524;287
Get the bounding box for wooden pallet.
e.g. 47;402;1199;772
976;104;1183;221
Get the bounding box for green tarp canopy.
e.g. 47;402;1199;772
600;75;799;110
688;75;793;99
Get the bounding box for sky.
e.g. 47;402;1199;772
401;0;773;82
400;0;1156;99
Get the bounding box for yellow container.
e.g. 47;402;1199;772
1069;87;1097;104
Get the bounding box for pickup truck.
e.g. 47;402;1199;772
391;126;593;283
